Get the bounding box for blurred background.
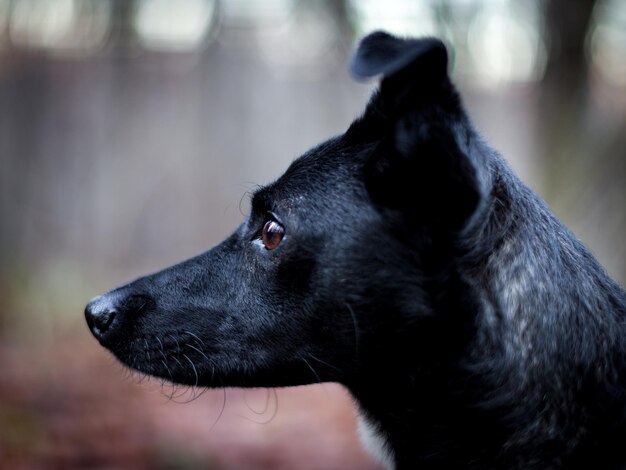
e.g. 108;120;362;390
0;0;624;468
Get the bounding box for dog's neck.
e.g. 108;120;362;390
347;258;488;468
347;161;626;469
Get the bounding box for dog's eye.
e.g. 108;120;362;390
261;220;284;250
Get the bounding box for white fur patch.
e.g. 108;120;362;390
357;414;395;470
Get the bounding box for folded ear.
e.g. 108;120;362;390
350;32;488;234
350;31;447;83
349;31;449;114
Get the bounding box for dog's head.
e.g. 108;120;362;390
85;32;492;389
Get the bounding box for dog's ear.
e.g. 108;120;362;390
350;32;487;234
349;31;448;113
350;31;446;80
364;117;484;233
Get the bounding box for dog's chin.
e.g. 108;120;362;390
125;362;208;387
109;346;335;389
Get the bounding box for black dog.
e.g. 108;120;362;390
85;32;626;469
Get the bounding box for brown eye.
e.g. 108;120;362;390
261;220;284;250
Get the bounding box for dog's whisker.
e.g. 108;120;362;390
154;336;182;396
209;388;227;432
300;354;332;399
169;334;181;354
169;384;186;401
170;387;194;403
240;388;279;425
243;388;271;415
298;354;323;385
143;338;151;363
168;378;191;401
185;342;210;361
307;353;341;372
159;359;173;382
156;336;165;352
171;354;184;369
346;303;360;362
238;190;253;216
183;353;200;388
176;384;210;404
183;330;208;350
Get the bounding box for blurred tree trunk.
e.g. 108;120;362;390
537;0;625;282
110;0;137;50
538;0;596;199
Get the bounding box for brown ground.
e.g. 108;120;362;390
0;332;383;470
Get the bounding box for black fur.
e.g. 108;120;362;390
85;32;626;469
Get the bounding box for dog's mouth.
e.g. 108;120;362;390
100;327;331;389
105;332;209;386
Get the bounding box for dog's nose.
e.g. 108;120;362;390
85;295;119;340
85;291;153;341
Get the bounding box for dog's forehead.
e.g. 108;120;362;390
284;135;362;179
254;136;370;209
